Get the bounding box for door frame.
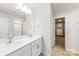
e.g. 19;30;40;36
54;17;65;49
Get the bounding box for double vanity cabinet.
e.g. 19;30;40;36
7;36;42;56
0;34;42;56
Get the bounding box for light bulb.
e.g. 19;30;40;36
15;2;32;15
23;5;28;10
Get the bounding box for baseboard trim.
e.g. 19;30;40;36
41;52;51;56
39;52;45;56
66;49;79;54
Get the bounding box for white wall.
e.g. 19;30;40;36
26;14;35;35
54;7;79;52
24;4;53;55
34;3;53;56
50;4;55;48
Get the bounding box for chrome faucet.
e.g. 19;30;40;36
26;33;32;38
8;37;12;43
29;34;32;38
7;34;13;43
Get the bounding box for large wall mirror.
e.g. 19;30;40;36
0;17;11;44
0;17;9;39
13;19;28;36
0;3;35;44
14;22;23;36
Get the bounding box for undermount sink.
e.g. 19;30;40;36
12;37;30;42
0;34;42;56
6;41;23;49
11;41;22;45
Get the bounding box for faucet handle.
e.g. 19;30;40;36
29;34;32;38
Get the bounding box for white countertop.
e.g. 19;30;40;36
0;34;42;56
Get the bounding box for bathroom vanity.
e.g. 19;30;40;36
0;34;42;56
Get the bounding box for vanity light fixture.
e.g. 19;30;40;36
14;20;23;24
15;3;32;15
25;8;32;15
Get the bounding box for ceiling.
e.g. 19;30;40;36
0;3;27;19
0;3;41;19
52;3;79;14
1;3;78;19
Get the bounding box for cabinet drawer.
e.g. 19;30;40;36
32;38;42;56
8;44;31;56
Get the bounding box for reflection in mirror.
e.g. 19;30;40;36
14;3;33;36
14;21;22;36
0;17;9;39
0;17;10;44
13;19;27;36
0;3;34;45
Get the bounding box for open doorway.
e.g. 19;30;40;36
55;17;65;49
